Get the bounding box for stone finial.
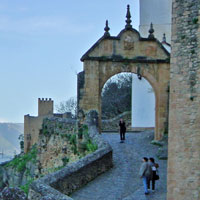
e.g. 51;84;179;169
125;5;132;30
148;23;155;39
104;20;110;37
162;33;166;43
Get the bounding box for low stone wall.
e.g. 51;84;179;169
102;111;132;132
28;125;113;200
102;111;155;132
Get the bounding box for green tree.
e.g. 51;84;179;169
101;73;132;119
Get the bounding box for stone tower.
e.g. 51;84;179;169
139;0;172;43
24;98;54;153
167;0;200;199
38;98;53;116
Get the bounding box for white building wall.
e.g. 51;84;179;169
139;0;172;43
131;75;155;127
131;0;171;128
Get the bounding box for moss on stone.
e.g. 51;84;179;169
20;178;34;195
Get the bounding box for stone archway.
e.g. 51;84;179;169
78;6;170;140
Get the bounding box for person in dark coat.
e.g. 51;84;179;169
148;157;159;192
119;118;126;143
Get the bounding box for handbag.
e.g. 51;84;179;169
155;174;159;180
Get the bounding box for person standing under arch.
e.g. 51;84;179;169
119;118;126;143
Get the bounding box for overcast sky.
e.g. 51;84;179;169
0;0;139;123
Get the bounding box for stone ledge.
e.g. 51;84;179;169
29;125;113;200
29;181;71;200
81;56;170;64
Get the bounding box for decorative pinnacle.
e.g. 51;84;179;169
104;20;110;37
162;33;166;43
125;5;132;29
148;23;155;39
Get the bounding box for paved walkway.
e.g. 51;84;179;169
71;131;167;200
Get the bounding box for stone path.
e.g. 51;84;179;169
71;131;167;200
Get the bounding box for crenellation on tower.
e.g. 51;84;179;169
38;97;53;116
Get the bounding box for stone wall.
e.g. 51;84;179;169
167;1;200;200
24;115;47;153
102;111;132;132
37;117;77;175
29;123;113;200
77;71;85;111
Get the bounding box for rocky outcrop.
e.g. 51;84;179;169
0;147;38;192
37;117;98;175
29;110;113;200
0;116;100;196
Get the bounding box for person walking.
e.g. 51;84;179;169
139;157;152;195
119;118;126;143
148;157;159;192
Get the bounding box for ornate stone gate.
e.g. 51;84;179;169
78;5;170;140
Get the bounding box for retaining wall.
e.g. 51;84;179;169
29;125;113;200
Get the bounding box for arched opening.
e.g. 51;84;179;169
101;72;156;133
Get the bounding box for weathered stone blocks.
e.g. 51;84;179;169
167;0;200;199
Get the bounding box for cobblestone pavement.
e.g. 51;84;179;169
71;131;167;200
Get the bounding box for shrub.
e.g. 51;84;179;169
86;139;98;152
71;145;78;154
78;127;83;139
59;124;63;129
20;178;34;195
43;129;49;135
82;124;88;131
69;134;77;145
62;157;69;165
192;17;198;24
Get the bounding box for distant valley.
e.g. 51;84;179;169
0;123;23;156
